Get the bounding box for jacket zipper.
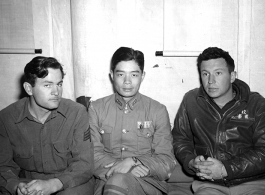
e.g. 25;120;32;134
204;98;240;158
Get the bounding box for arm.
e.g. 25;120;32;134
135;105;176;181
56;107;94;190
0;117;21;194
222;112;265;180
172;99;197;175
88;103;117;180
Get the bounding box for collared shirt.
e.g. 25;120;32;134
0;97;93;194
89;92;176;181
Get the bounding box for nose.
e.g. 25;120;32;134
124;74;131;84
51;85;59;96
208;74;215;84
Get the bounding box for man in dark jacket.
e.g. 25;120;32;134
172;47;265;194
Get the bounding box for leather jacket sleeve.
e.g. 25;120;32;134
172;97;196;175
223;108;265;181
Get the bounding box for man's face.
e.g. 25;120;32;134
200;58;236;105
111;60;145;102
27;68;63;111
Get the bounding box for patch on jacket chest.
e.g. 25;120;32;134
231;109;254;121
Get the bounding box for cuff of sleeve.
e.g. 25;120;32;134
183;154;197;175
56;175;71;190
135;158;153;173
5;179;20;195
222;161;232;180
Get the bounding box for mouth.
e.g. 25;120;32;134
123;88;133;92
208;88;218;92
50;98;60;101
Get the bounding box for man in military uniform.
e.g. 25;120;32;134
89;47;176;195
0;57;94;195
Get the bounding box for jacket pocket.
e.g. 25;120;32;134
100;125;113;151
13;145;35;170
136;127;154;154
53;141;70;170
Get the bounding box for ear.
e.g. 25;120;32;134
230;71;237;83
23;82;33;96
110;70;114;81
141;71;145;82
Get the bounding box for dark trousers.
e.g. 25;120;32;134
94;173;168;195
0;177;95;195
56;177;95;195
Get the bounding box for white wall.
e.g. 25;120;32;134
0;0;265;126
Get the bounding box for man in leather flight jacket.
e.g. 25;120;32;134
172;47;265;194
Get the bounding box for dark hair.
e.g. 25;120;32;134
197;47;235;73
24;56;65;87
111;47;144;72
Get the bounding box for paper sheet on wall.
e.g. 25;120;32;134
0;0;34;51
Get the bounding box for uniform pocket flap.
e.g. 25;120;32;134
53;141;69;153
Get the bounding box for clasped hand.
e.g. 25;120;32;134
105;157;149;179
189;155;226;180
17;178;62;195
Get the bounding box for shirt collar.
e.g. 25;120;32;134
15;98;66;123
16;97;33;123
115;93;139;110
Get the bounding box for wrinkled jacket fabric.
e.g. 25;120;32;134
89;93;176;182
172;79;265;186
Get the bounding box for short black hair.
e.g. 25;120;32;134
197;47;235;73
24;56;65;87
111;47;144;72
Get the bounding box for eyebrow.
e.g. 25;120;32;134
43;80;63;84
201;68;225;72
115;70;140;73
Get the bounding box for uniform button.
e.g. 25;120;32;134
122;129;127;133
100;130;104;134
146;133;150;137
121;147;127;151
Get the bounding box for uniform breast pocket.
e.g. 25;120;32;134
13;146;35;170
136;127;154;154
99;125;113;151
53;141;70;170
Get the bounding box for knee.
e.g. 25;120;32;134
106;173;131;187
56;178;95;195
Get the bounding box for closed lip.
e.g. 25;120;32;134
50;98;60;101
208;87;218;91
123;88;133;91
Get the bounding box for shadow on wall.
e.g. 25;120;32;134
17;73;28;100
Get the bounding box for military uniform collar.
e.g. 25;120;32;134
115;93;140;110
